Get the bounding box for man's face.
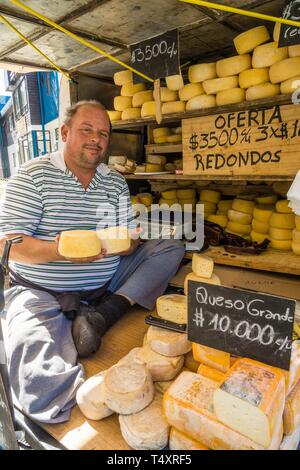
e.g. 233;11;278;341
61;105;111;170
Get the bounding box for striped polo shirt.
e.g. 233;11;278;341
0;151;136;291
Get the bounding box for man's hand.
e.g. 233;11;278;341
109;227;142;257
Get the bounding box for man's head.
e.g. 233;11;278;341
61;100;111;171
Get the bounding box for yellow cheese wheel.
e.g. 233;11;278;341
276;199;293;214
146;163;163;173
184;272;221;296
296;216;300;231
251;230;269;244
131;196;139;205
218;200;233;212
252;219;269;234
199;189;221;204
239;68;269;89
200;201;217;214
153;135;169;144
289;45;300;58
146;155;167;165
138;193;153;206
179;83;204;101
269;212;295;229
227;221;251;235
166;134;182;143
159;87;178;102
255;194;278;205
292;241;300;255
293;229;300;242
165;74;184;91
269;227;293;241
186;94;216;110
270;57;300;83
161;189;177;200
252;42;288;68
153;127;171;139
232;198;255;215
216;88;245;106
165;163;175;172
179;199;196;209
192;253;214;278
207;214;228;227
161;101;185;114
114;69;133;86
228;209;252;225
159;198;179;207
246;83;280;101
58;230;101;258
121;108;141;120
234;26;270;55
280;76;300;94
114;96;132;111
203;76;238;95
141;101;156;117
177;189;196;199
270;238;292;251
121;82;147;97
188;63;216;83
253;204;274;223
156;294;187;324
132;90;154;107
193;344;230;373
107;110;122;122
97;227;131;255
216;54;251;78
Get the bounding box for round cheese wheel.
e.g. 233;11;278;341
203;76;238;95
135;344;184;381
269;227;293;241
293;229;300;242
159;198;179;207
153;135;169;144
146;326;192;357
246;83;280;101
161;189;177;200
186;94;216;110
132;90;154;107
228;209;252;225
177;188;196;199
97;226;131;254
114;69;133;86
232;198;255;215
114;96;133;111
153;127;171;139
218;200;233;212
216;88;245;106
159;87;178;102
255;194;278;205
251;230;269;244
269;57;300;83
188;63;216;83
165;74;184;91
280;76;300;94
121;82;147;97
216;54;251;78
296;216;300;231
138;193;153;206
58;230;101;258
199;189;221;204
252;42;288;68
200;201;217;213
269;212;295;229
179;83;204;101
234;26;270;55
289;45;300;58
76;372;114;421
107;110;122;122
270;238;292;251
166;134;182;143
292;241;300;255
252;219;269;234
146;163;163;172
227;221;251;235
161;101;185;114
276;199;293;214
146;154;167;165
253;204;274;223
239;68;269;89
141;101;156;117
121;108;141;120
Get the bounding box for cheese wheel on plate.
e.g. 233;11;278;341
135;344;184;381
58;230;101;258
252;42;288;68
97;226;131;254
146;326;192;357
203;76;238;94
233;26;270;54
188;62;216;83
76;372;114;420
216;55;251;78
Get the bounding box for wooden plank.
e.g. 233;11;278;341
185;247;300;276
183;103;300;177
42;308;150;450
125;174;292;181
145;143;182;154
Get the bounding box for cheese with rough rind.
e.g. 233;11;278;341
269;212;295;229
184;351;200;373
76;372;114;420
203;76;238;95
216;54;251;78
146;163;163;172
159;87;178;102
239;68;269;89
207;214;228;228
283;379;300;435
132;90;154;107
281;76;300;94
188;63;216;83
192;253;214;278
250;230;268;244
252;219;269;234
114;69;133;86
276;199;293;214
135;344;184;381
119;395;169;450
213;358;286;447
117;348;142;366
269;57;300;83
246;83;280;101
121;82;147;97
114;96;133;111
156;294;187;324
216;88;245;106
97;226;130;254
146;326;191;357
197;364;225;383
269;227;293;241
234;26;270;54
199;189;221;204
184;272;221;296
252;42;288;68
165;74;184;91
228;209;252;225
232;198;255;215
121;108;141;120
169;428;209;450
192;343;230;373
103;363;154;415
179;83;204;101
58;230;101;258
270;238;292;250
161;101;185;114
253;204;274;222
107;110;122;122
186;94;216;110
141;101;156;117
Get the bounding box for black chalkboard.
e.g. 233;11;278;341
279;0;300;47
130;29;180;84
187;281;296;370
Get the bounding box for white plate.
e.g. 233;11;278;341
134;171;173;176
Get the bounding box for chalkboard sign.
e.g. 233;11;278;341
130;29;180;84
187;282;296;370
279;0;300;47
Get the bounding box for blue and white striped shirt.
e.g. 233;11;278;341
0;151;136;291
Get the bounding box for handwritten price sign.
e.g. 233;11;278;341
279;0;300;47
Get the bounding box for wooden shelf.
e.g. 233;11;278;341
185;246;300;277
112;95;292;130
125;174;293;181
145;143;182;154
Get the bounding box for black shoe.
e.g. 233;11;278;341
92;294;132;329
72;304;106;358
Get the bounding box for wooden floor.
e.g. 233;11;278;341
42;307;150;450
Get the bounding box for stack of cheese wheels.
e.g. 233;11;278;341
292;216;300;255
217;199;233;217
176;188;197;210
268;199;295;251
159;188;178;207
184;253;221;296
251;199;275;244
225;198;255;236
198;189;221;221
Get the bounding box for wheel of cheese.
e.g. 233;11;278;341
192;253;214;278
146;163;163;172
166;134;182;143
227;221;251;235
270;57;300;83
216;88;245;106
146;154;167;165
207;214;228;228
114;96;133;111
199;189;221;204
161;101;185;114
117;348;142;366
76;372;114;420
276;199;293;214
179;83;204;101
103;363;154;414
179;198;196;209
269;212;295;229
107;110;122;122
203;76;238;95
270;238;292;250
253;204;274;223
184;350;200;373
292;241;300;255
156;294;187;324
289;44;300;57
281;76;300;94
252;219;269;234
192;344;230;373
232;198;255;215
153;135;169;144
252;42;288;68
250;230;269;244
188;62;216;83
121;108;141;120
96;226;131;254
269;227;293;241
58;230;101;258
161;189;177;200
132;90;154;107
239;68;269;89
218;199;233;212
119;396;169;450
246;83;280;101
159;198;178;207
177;188;196;199
114;69;133;86
186;94;216;110
121;82;147;97
146;326;192;357
216;54;251;78
228;209;252;225
184;272;221;296
159;87;178;102
138;193;153;206
165;74;184;91
296;216;300;231
141;101;156;117
135;344;184;381
169;428;209;450
234;26;270;55
255;194;278;205
293;229;300;242
153;127;171;139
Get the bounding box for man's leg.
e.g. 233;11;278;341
4;286;85;424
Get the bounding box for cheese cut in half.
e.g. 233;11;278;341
213;358;286;447
239;68;269;89
188;63;216;83
169;428;209;450
216;88;245;106
58;230;101;258
246;83;280;101
103;363;154;415
97;226;130;254
270;57;300;83
165;74;184;91
192;343;230;373
186;94;216;110
146;326;192;357
192;253;214;278
283;379;300;436
114;69;133;86
203;76;238;95
197;364;225;384
216;55;251;78
76;372;114;421
156;294;187;324
135;344;184;381
280;427;300;450
233;26;270;55
119;395;169;450
252;42;288;68
184;272;221;296
163;371;283;450
184;350;200;373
